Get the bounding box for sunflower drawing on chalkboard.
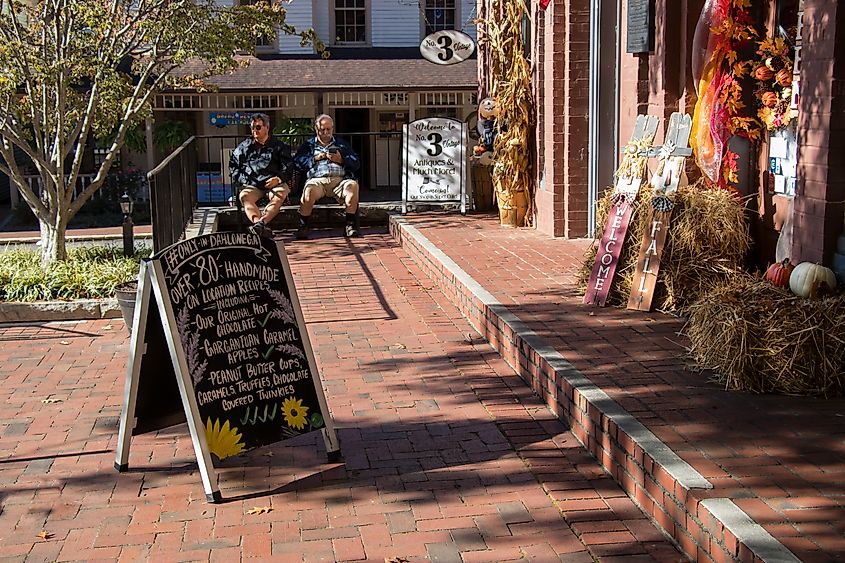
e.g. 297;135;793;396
205;418;246;460
282;397;309;430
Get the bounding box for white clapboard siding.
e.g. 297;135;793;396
267;0;478;52
371;1;420;47
312;1;331;48
371;0;478;47
278;1;316;54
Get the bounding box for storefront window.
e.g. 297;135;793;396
767;0;802;196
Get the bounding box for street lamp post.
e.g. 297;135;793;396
120;191;134;257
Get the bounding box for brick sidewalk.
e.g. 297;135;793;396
0;225;152;242
390;213;845;562
0;230;681;561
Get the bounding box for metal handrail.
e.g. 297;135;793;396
147;135;197;178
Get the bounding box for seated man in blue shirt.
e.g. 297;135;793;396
293;114;361;239
229;113;294;236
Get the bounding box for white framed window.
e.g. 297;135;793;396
240;0;277;51
424;0;456;35
334;0;367;45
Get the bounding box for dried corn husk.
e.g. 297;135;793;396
482;0;534;227
686;276;845;397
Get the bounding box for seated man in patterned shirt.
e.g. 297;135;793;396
229;113;294;237
293;114;361;239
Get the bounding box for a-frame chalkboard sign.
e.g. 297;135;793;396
115;232;341;503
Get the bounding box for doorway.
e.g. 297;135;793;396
333;108;371;189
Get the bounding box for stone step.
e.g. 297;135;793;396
214;200;460;232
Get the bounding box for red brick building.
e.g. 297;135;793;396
484;0;844;270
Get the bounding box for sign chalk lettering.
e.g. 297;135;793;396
115;233;340;502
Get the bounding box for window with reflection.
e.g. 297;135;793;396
424;0;456;35
335;0;367;44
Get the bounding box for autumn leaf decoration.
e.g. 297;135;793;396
753;37;796;131
247;506;272;515
715;1;763;143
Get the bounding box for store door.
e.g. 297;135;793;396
376;112;407;189
334;108;371;189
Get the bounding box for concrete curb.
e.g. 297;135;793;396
0;233;153;245
389;214;798;563
0;299;122;322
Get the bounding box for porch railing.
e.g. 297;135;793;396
147;131;404;249
147;136;198;251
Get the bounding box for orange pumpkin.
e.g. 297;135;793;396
761;91;778;108
776;68;792;87
765;258;794;288
754;66;774;81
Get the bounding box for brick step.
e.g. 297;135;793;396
388;214;801;563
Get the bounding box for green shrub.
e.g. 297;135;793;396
0;245;152;302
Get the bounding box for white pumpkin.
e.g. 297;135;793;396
789;262;837;298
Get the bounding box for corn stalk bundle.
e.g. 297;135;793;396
578;180;750;313
686;276;845;397
485;0;534;226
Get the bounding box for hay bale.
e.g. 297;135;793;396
579;180;750;313
686;276;845;397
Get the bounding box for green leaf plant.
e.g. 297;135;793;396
0;0;325;267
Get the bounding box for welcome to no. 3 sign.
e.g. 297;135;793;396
115;232;340;502
402;117;467;214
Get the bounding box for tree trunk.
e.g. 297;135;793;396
39;218;68;266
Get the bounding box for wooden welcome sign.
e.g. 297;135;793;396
584;114;658;306
115;232;340;502
627;113;692;311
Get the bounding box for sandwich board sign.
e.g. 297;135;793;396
402;117;467;214
115;232;340;502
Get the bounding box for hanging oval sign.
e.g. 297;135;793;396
420;30;475;65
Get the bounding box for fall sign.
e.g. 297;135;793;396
627;211;672;311
115;233;340;502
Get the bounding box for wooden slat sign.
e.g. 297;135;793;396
115;232;341;502
584;114;658;306
584;202;634;306
627;211;671;311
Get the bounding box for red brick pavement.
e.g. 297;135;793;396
389;213;845;563
0;230;682;561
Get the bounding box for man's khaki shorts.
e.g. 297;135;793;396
239;183;290;201
303;176;357;201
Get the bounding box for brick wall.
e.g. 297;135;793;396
793;0;845;264
533;0;591;238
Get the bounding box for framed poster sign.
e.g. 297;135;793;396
402;117;467;214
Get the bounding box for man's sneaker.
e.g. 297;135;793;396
249;220;269;237
345;223;361;237
295;225;310;240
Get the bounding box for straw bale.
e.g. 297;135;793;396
686;276;845;397
579;181;750;314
